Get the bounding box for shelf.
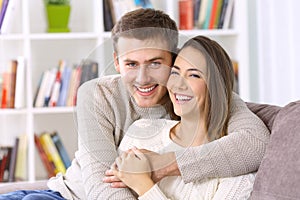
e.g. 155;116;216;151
179;29;238;37
0;34;25;40
29;32;99;40
0;109;28;115
32;107;76;114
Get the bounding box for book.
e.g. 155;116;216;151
0;0;17;34
202;0;213;29
1;147;12;182
43;68;57;106
1;72;9;108
217;0;228;28
14;134;28;181
66;66;81;106
34;134;56;178
213;0;223;29
8;137;19;182
0;0;3;13
7;59;17;108
57;65;72;107
208;0;219;29
193;0;201;27
103;0;114;31
0;74;3;105
51;132;71;168
0;147;12;182
178;0;194;30
109;0;136;24
48;60;65;107
14;57;25;109
79;60;99;86
0;0;9;31
34;70;49;107
197;0;208;28
39;132;66;174
134;0;152;8
222;0;234;29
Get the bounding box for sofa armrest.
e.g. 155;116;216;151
0;180;48;194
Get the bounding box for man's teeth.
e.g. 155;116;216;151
176;95;192;101
137;85;156;93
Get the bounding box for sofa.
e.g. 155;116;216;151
0;100;299;199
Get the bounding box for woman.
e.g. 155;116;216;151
112;36;257;199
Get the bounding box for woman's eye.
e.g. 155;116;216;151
189;74;201;78
170;70;179;75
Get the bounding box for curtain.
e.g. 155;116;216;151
255;0;300;106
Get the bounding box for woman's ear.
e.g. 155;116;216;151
113;52;120;73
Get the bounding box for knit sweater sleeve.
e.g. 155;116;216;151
212;173;256;200
76;79;136;200
175;93;270;183
138;184;171;200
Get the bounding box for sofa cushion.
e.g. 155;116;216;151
250;100;300;200
246;102;282;131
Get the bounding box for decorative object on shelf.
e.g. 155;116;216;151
44;0;71;33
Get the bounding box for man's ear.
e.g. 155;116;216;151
113;52;120;73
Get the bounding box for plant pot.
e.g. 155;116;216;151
46;5;71;33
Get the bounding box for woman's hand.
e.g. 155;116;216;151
111;148;155;196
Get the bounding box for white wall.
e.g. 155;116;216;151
250;0;300;106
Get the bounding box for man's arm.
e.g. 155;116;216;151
174;93;270;183
76;79;136;199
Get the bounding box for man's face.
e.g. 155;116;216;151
115;37;173;107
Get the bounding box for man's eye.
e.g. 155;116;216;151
149;62;161;68
127;63;137;68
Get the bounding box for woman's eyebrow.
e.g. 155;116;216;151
187;68;204;73
172;65;180;70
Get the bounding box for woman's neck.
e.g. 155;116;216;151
171;115;208;147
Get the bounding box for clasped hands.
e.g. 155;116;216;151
106;147;155;195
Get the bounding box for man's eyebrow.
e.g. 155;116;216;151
147;56;164;62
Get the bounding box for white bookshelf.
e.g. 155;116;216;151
0;0;250;181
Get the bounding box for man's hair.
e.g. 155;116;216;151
111;8;178;54
180;36;234;140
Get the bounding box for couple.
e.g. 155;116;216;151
0;8;269;200
112;35;258;199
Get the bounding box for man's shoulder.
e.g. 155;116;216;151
78;74;122;93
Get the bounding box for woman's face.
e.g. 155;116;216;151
167;46;207;117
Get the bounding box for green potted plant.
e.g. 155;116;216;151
44;0;71;33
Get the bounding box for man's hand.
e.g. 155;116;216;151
141;149;181;182
103;148;182;187
103;169;127;188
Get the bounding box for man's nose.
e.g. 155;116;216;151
136;66;151;85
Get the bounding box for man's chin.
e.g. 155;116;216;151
134;98;159;108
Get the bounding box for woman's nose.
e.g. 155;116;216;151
168;75;188;90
